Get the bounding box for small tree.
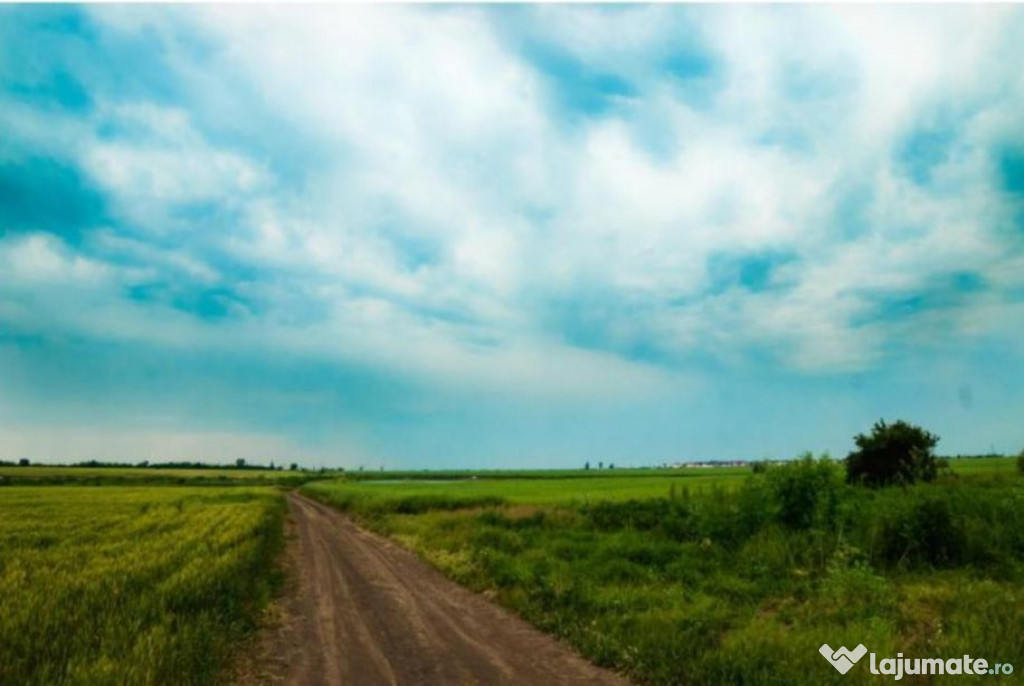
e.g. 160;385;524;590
846;419;939;487
290;462;299;471
18;458;30;467
1017;450;1024;476
235;458;246;469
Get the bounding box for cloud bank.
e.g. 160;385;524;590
2;5;1023;465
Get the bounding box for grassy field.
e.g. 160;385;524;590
0;465;316;486
308;471;750;511
306;458;1023;684
0;486;284;685
0;466;286;479
342;466;751;481
945;455;1021;476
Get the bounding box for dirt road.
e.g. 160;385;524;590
241;492;629;686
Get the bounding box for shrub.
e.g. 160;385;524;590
876;495;967;568
389;494;504;514
765;454;841;530
1018;451;1024;475
846;419;939;487
583;499;696;541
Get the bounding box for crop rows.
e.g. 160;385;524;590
0;486;284;685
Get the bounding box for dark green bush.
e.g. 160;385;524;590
846;419;939;487
862;484;1024;570
879;496;966;567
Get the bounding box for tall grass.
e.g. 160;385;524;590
0;486;284;685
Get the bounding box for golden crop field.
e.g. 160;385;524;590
0;486;284;685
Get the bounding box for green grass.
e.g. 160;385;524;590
0;466;286;479
343;466;751;481
0;486;285;685
0;465;316;486
945;455;1021;476
305;458;1023;685
307;471;748;509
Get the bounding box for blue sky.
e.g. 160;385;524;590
2;5;1024;468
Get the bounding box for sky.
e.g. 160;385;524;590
1;5;1023;469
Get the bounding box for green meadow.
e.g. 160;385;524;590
0;465;316;486
311;470;749;509
306;457;1024;685
0;465;285;479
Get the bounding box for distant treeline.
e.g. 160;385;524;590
0;459;319;472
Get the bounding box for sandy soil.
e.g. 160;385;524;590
236;492;630;686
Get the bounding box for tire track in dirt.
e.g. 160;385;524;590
240;492;630;686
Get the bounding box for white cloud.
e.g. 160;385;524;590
81;103;271;231
8;4;1024;392
0;233;110;286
